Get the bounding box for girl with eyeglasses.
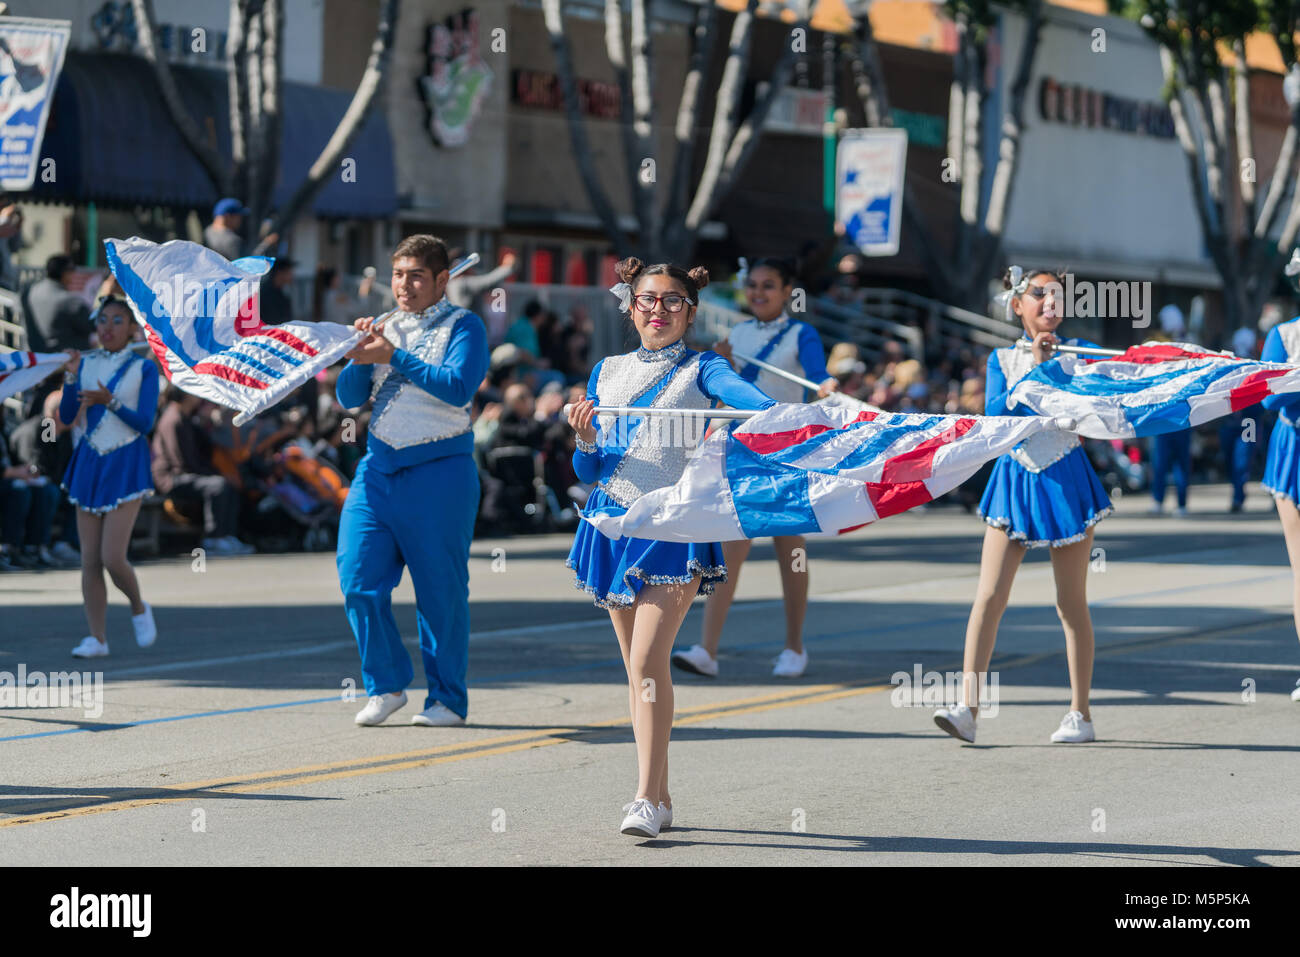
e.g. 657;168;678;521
673;257;838;680
566;257;776;838
59;296;159;658
932;266;1111;745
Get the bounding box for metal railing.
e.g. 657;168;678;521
0;288;28;415
854;287;1021;356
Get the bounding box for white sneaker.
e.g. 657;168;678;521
1174;506;1189;518
671;644;718;677
934;703;977;743
410;701;466;727
72;636;109;658
772;648;808;678
132;602;157;648
620;798;661;838
658;803;672;830
1147;503;1163;516
1050;710;1095;743
354;691;407;726
1291;680;1300;702
221;536;255;555
202;537;235;556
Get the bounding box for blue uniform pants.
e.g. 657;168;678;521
1150;430;1191;508
336;453;480;717
1218;414;1256;507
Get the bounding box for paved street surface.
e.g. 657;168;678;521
2;483;1298;866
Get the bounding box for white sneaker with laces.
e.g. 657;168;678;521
933;703;976;743
72;636;109;658
1050;710;1095;743
658;803;672;830
772;648;808;678
411;701;466;726
132;603;157;648
620;798;661;838
354;691;407;726
671;644;718;677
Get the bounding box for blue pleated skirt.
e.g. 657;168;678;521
978;446;1112;549
1263;419;1300;506
567;487;727;608
63;436;154;514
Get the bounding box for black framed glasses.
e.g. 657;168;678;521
632;293;694;314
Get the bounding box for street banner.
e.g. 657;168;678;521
0;17;71;191
836;128;908;257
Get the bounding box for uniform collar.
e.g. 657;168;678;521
636;339;687;363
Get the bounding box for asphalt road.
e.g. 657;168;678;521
1;483;1298;865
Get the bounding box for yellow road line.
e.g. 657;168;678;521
2;615;1288;831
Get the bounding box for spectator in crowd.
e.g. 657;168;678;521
151;387;255;556
21;254;92;353
204;198;248;261
0;202;22;290
493;383;545;452
5;389;78;568
313;266;376;325
259;258;296;326
447;249;518;340
505;300;545;364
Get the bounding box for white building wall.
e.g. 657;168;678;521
998;6;1212;282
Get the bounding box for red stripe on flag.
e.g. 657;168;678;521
879;417;977;484
144;329;175;380
865;480;932;518
193;361;269;390
733;410;878;456
1229;368;1286;411
837;522;872;535
1084;343;1223;365
233;293;320;356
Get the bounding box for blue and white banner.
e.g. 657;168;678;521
0;17;70;191
0;349;67;402
836;128;907;257
105;238;363;425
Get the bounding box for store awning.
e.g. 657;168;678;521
29;52;396;219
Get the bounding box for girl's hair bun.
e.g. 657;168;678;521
614;257;645;285
687;265;710;290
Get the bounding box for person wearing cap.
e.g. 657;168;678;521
204;198;248;261
1148;304;1193;517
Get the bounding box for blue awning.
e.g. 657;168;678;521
30;51;396;219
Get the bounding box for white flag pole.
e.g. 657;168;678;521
564;404;761;420
1014;340;1124;358
732;349;821;391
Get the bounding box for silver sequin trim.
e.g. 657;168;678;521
1009;429;1082;473
565;557;727;609
368;302;472;449
76;350;145;455
979;504;1113;550
66;486;154;516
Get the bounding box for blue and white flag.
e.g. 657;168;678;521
105;238;362;425
584;403;1065;543
0;349;67;401
1008;341;1300;439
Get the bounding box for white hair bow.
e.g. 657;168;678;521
608;282;633;312
996;264;1032;323
1286;248;1300;277
736;257;749;286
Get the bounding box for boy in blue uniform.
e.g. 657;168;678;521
335;235;489;727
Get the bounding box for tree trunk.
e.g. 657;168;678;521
255;0;400;255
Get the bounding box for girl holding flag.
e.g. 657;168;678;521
566;258;776;838
59;295;159;658
673;258;838;680
933;267;1111;744
1260;253;1300;702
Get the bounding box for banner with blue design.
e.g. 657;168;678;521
836;128;907;258
0;17;70;191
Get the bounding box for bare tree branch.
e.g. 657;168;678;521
663;1;717;241
629;0;659;247
227;0;249;196
1233;39;1256;220
131;0;232;195
254;0;400;254
682;0;759;231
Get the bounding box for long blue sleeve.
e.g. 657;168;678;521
984;350;1011;416
390;313;488;408
699;351;778;409
59;365;81;425
112;361;159;434
795;322;829;384
571;361;603;483
1261;324;1300;414
336;360;374;410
